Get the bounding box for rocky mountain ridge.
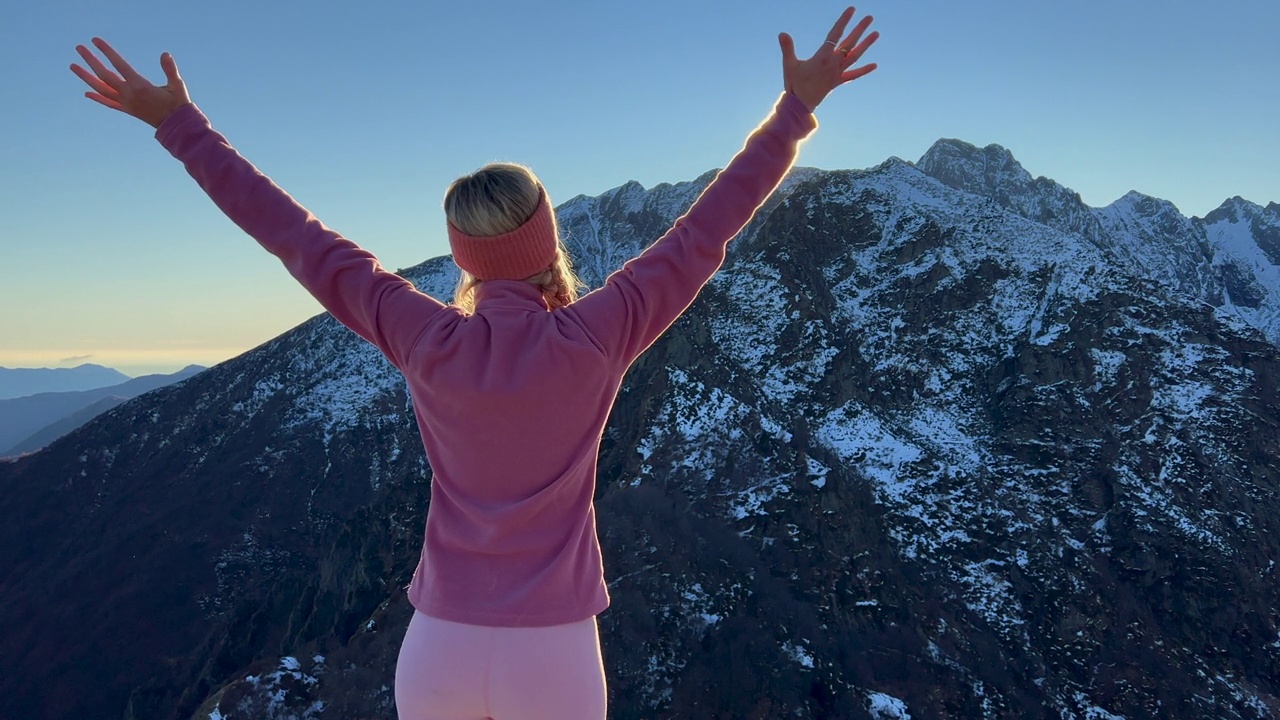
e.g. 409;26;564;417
917;138;1280;344
1;140;1277;720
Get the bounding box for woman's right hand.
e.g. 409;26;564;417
778;6;879;112
71;38;190;129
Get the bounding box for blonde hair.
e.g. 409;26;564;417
444;163;584;314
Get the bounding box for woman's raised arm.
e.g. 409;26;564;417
567;7;879;368
70;39;445;370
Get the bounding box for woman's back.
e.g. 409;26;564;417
406;279;619;627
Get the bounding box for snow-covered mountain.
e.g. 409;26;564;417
1;142;1277;720
1202;197;1280;340
917;137;1280;346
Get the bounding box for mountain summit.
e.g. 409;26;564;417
2;142;1278;720
916;138;1030;197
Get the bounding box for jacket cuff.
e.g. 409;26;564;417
154;103;207;152
776;91;819;136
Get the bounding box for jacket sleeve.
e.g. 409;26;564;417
566;92;818;369
155;104;445;370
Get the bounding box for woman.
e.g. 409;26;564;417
71;8;878;719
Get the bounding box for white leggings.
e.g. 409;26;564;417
395;610;607;720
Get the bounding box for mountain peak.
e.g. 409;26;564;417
1108;189;1184;218
918;138;1024;172
1225;195;1280;225
880;155;915;169
916;138;1032;201
1204;195;1262;225
1118;189;1155;203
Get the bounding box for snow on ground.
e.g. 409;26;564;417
866;691;912;719
781;640;815;669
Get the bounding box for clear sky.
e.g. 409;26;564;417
3;0;1277;376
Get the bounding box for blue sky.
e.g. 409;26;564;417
3;0;1277;375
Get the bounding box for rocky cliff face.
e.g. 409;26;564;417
1202;198;1280;340
1;144;1278;720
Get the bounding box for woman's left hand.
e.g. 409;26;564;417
778;6;880;112
71;38;190;128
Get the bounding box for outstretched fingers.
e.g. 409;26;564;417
71;38;189;126
70;46;127;111
840;62;878;84
780;6;879;110
160;52;184;91
92;37;146;83
70;62;115;96
83;91;126;112
75;44;124;91
841;29;880;68
821;6;856;56
836;14;874;54
779;32;797;64
70;65;124;110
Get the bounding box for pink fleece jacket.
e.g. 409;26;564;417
156;92;817;627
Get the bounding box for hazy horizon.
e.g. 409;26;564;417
1;357;210;378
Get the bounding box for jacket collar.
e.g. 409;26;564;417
474;280;548;310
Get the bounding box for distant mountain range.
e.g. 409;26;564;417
0;365;206;456
0;138;1277;720
0;363;130;399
